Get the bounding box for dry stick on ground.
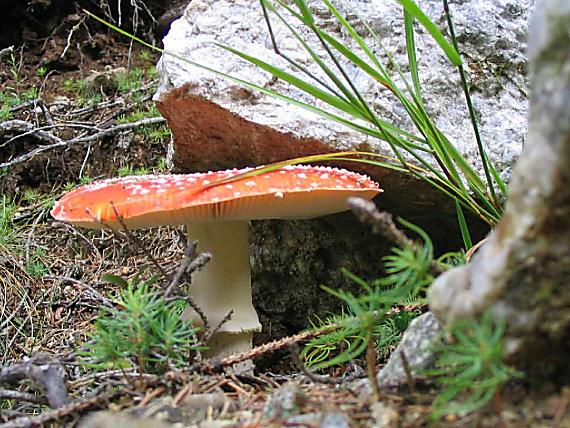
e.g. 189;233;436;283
366;336;381;401
0;388;119;428
0;117;165;169
348;197;415;249
67;369;158;391
200;327;339;374
0;120;62;148
204;310;234;344
0;353;69;409
0;122;107;149
61;15;86;59
66;80;158;118
108;204;169;278
0;389;48;405
43;276;114;308
164;240;199;297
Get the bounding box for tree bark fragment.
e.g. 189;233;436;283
429;0;570;381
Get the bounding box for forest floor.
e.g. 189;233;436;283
0;2;568;427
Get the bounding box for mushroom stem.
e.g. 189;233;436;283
182;221;261;358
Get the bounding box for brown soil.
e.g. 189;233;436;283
0;2;568;427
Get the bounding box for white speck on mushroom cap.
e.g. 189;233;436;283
51;165;382;227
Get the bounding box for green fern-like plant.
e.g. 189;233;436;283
302;220;462;369
374;219;436;297
80;272;203;373
427;311;522;419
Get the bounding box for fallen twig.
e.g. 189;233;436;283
0;117;165;169
43;275;114;307
0;353;69;409
348;197;444;275
0;389;47;405
200;326;338;374
0;120;62;147
348;197;414;248
0;388;118;428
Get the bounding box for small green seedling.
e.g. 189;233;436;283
138;49;154;62
428;311;522;420
117;165;150;177
80;271;203;373
36;66;47;77
25;247;49;277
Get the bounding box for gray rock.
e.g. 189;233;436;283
370;402;400;428
377;312;442;388
264;381;308;419
156;0;531;179
80;412;172;428
356;312;442;392
318;412;351;428
154;0;533;339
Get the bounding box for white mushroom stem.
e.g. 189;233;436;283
182;221;261;358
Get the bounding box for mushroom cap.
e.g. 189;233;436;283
51;165;382;229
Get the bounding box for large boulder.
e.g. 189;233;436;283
154;0;532;339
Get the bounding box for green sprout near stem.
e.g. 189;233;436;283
138;49;154;62
80;272;203;373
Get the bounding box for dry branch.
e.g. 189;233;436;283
0;353;69;409
0;389;47;405
0;117;165;169
0;388;118;428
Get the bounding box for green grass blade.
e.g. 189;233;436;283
396;0;462;66
266;1;366;110
484;150;508;197
220;44;366;118
261;0;351;101
293;0;314;24
316;30;393;91
320;0;384;71
404;10;422;99
442;0;503;209
455;201;473;249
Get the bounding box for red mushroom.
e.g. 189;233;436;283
51;165;382;359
